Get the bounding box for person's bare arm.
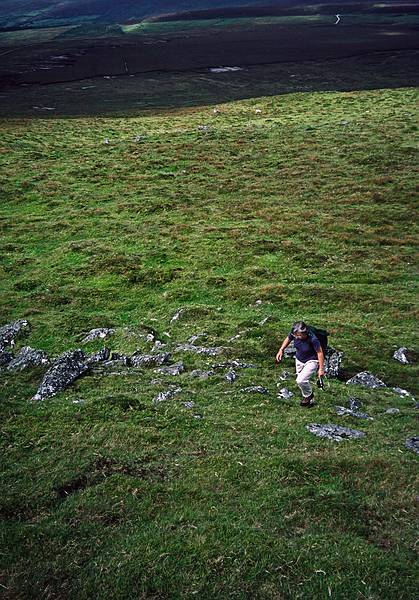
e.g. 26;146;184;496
317;348;325;377
276;336;291;363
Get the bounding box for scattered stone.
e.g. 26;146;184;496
277;388;293;400
154;362;184;376
324;348;343;378
392;387;414;398
335;406;372;420
385;408;400;415
212;360;256;370
86;347;110;365
154;387;181;404
175;343;224;356
32;349;88;401
0;351;14;368
170;308;185;323
405;436;419;454
225;369;237;383
393;347;410;364
193;414;204;419
306;423;366;441
348;397;362;411
131;352;171;368
82;328;115;343
183;401;195;409
346;371;386;389
278;371;290;381
240;386;269;395
197;125;210;132
0;319;30;350
7;346;49;372
190;369;215;379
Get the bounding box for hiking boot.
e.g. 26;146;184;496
300;393;314;407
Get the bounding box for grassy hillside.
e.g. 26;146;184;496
0;87;418;599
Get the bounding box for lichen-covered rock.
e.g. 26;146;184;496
131;352;171;368
32;349;88;401
307;423;366;441
7;346;49;372
86;347;110;365
393;347;410;364
277;387;293;399
225;369;237;383
154;387;181;404
405;436;419;454
324;348;343;378
335;406;372;420
175;343;224;356
190;369;215;379
0;351;14;368
154;362;184;376
0;319;30;350
240;386;269;395
82;328;115;343
346;371;386;389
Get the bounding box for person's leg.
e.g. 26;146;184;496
296;360;319;399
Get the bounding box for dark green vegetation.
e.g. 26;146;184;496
0;87;418;598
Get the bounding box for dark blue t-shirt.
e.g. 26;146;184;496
288;332;321;363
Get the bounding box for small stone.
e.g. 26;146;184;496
183;401;195;409
212;360;257;370
154;362;184;376
346;371;386;389
278;371;290;381
348;397;362;411
392;387;414;398
393;347;410;364
405;436;419;454
32;349;88;401
131;352;171;368
385;408;400;415
225;369;237;383
154;387;181;404
170;308;185;323
7;346;49;372
0;319;30;350
240;386;269;395
190;369;215;379
82;328;115;343
307;423;366;441
335;406;372;420
277;388;293;399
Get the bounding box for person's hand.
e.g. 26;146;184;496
318;368;325;377
276;349;283;363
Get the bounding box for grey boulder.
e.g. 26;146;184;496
131;352;171;368
277;387;293;399
190;369;215;379
32;349;88;401
0;319;30;350
393;347;410;364
154;362;185;376
405;436;419;454
7;346;49;372
346;371;386;389
335;406;372;420
324;348;343;378
307;423;366;441
225;369;237;383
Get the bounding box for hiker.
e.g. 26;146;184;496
276;321;325;406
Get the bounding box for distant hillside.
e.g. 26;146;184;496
1;1;415;29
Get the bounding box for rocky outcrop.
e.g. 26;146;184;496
346;371;386;389
335;406;372;420
324;348;343;378
32;349;88;401
0;351;14;368
307;423;366;441
86;348;111;365
190;369;215;379
154;387;182;404
82;328;115;343
0;319;30;350
131;352;171;368
154;362;184;376
240;386;269;395
7;346;49;372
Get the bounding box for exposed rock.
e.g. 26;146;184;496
183;401;195;409
240;386;269;395
335;406;372;420
110;352;131;366
346;371;386;389
32;349;88;401
86;347;110;365
392;387;414;399
175;343;224;356
7;346;49;372
131;352;171;368
225;369;237;383
283;342;296;358
324;348;343;378
154;387;181;404
277;387;293;399
348;397;362;411
154;362;184;376
405;436;419;454
0;319;30;350
151;340;166;352
188;333;208;344
190;369;215;379
393;347;410;364
212;360;257;370
0;351;14;368
306;423;366;441
278;371;290;381
82;328;115;343
385;408;400;415
170;308;185;324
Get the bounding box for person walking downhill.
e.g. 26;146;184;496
276;321;325;407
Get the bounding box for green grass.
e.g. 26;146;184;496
0;87;418;599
